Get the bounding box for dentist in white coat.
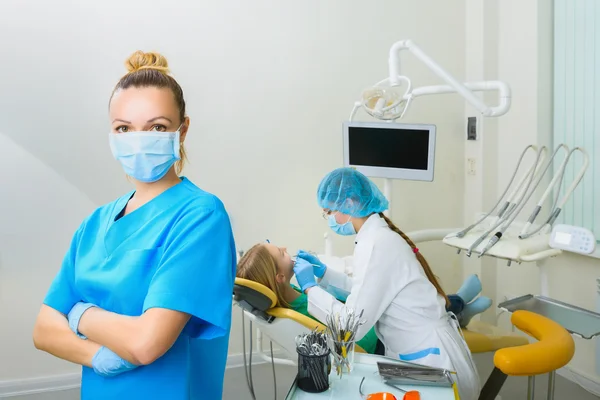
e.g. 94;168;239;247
293;167;480;400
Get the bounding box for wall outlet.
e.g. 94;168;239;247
467;158;476;175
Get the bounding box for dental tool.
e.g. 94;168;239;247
291;255;321;270
520;147;590;239
519;144;570;239
502;146;549;219
465;146;546;256
325;308;365;376
444;142;590;263
453;145;538;239
295;330;330;392
479;146;559;257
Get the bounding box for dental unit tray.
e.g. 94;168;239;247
498;295;600;340
376;362;454;388
443;217;558;264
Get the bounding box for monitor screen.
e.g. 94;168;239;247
554;232;572;245
348;126;430;170
343;121;436;182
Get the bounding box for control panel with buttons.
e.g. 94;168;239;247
549;224;596;254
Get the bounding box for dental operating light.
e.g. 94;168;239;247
350;40;512;121
347;39;512;220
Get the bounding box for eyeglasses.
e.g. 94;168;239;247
359;377;420;400
359;377;397;400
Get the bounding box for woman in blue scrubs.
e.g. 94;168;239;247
33;51;237;399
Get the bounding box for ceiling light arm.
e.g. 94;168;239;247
389;40;511;117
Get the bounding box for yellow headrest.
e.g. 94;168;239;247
494;310;575;376
234;278;368;354
234;277;278;309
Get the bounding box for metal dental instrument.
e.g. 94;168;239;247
477;146;547;257
325;308;365;376
452;145;537;239
465;146;546;256
295;330;330;392
519;144;570;239
520;147;590;239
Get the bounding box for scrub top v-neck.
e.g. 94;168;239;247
44;177;237;399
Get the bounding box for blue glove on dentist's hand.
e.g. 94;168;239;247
297;250;327;278
92;346;138;377
68;302;96;339
293;258;318;292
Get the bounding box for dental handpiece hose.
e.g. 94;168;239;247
478;146;550;258
479;147;547;257
455;145;534;239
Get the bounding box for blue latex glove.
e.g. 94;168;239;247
293;258;318;292
297;250;327;278
92;346;138;377
68;302;96;339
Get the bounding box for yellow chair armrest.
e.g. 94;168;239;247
494;310;575;376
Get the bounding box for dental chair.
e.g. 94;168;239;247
235;280;575;400
233;231;528;366
233;277;366;368
233;276;525;365
478;310;575;400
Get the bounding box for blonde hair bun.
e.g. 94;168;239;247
125;51;170;74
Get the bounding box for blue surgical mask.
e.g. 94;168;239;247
328;214;356;236
109;128;181;183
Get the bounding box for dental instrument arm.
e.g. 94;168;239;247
77;307;190;366
520;147;589;239
500;149;557;233
33;304;101;368
519;145;570;238
504;146;548;216
454;145;535;239
466;146;544;255
478;147;548;257
349;101;362;121
357;40;511;121
388;40;511;117
544;148;590;225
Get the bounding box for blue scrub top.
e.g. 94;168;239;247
43;177;237;400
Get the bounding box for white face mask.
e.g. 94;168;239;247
109;126;182;182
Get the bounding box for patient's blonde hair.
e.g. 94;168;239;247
236;244;291;308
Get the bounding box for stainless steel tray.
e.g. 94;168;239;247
498;295;600;339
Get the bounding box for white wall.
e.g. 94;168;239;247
0;134;98;380
465;0;600;387
0;0;467;382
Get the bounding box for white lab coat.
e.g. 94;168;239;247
307;214;480;400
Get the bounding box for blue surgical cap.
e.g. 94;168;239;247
317;168;389;218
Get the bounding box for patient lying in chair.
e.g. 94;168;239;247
236;243;492;354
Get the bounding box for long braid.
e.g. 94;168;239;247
378;213;450;307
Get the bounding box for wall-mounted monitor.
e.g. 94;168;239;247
343;121;436;182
